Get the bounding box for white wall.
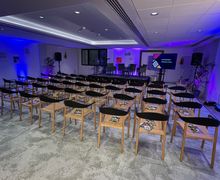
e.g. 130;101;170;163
0;37;40;85
39;44;80;75
193;39;220;101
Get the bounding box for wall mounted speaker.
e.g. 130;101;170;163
54;52;62;61
191;53;203;66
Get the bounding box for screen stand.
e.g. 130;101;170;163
158;69;163;82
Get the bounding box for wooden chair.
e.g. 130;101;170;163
85;90;108;129
26;76;36;84
175;113;220;168
0;87;19;118
19;91;40;124
63;100;94;141
147;89;166;99
135;110;169;160
64;88;84;101
133;97;167;138
38;95;65;133
3;78;15;89
32;83;47;95
98;106;130;152
89;83;104;92
170;101;203;143
125;87;143;106
168;92;194;115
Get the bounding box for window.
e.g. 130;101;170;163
81;49;107;66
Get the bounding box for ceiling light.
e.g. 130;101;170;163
197;29;203;33
39;16;44;19
74;11;80;14
0;16;138;45
97;33;101;37
82;26;86;30
154;31;159;34
104;28;108;31
151;12;159;16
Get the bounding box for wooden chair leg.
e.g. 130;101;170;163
19;102;22;121
1;93;3;115
39;109;42;128
170;117;177;143
98;113;102;148
180;123;187;161
98;125;101;148
10;98;13;118
121;125;124;153
133;113;136;138
94;105;96;129
210;127;218;168
51;112;56;133
161;135;166;160
63;115;67;136
135;120;140;155
30;107;33;124
127;114;130;138
80;118;84;141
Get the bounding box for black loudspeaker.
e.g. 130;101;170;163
54;52;62;61
191;53;203;66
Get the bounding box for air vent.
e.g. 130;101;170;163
106;0;148;46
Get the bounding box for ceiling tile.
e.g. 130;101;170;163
132;0;172;10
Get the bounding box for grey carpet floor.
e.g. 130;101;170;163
0;105;220;180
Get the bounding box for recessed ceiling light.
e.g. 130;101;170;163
104;28;108;31
151;12;159;16
39;16;44;19
82;26;86;30
74;11;80;14
197;29;203;33
154;31;159;34
97;33;101;36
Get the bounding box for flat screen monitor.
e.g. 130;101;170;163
152;53;177;70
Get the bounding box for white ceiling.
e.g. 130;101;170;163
0;0;220;47
130;0;220;47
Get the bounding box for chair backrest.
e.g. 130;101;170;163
105;85;121;91
143;97;167;105
85;90;107;97
148;83;164;89
89;83;104;89
107;63;114;67
173;101;202;109
64;100;93;108
112;78;127;85
62;81;75;85
19;91;38;99
136;110;169;121
169;86;186;91
75;82;88;87
47;85;63;91
32;83;47;89
113;93;134;101
64;88;84;94
125;87;142;94
179;114;220;127
147;90;166;96
118;64;125;70
100;107;129;116
172;92;194;99
0;87;16;94
39;95;63;103
129;64;136;71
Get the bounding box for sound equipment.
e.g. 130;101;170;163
191;53;203;66
54;52;62;61
54;52;62;73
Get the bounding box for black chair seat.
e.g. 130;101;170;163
143;97;167;104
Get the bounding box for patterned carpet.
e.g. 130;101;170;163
0;103;220;180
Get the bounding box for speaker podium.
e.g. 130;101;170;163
54;52;62;73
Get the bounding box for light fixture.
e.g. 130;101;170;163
154;31;159;34
97;33;101;37
74;11;80;14
197;29;202;33
82;26;86;30
151;12;159;16
39;16;44;19
104;28;108;31
0;16;138;45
